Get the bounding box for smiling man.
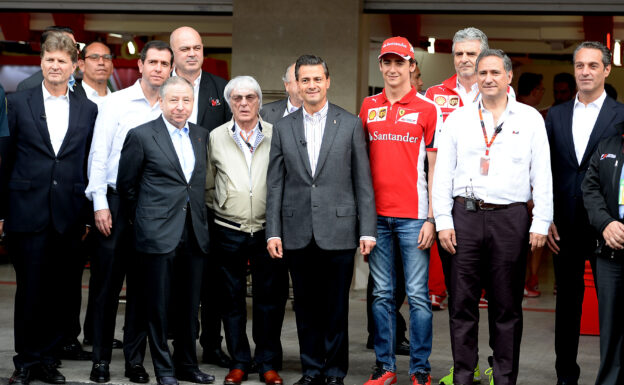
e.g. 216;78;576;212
433;49;552;385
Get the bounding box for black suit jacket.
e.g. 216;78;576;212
197;71;231;131
260;98;288;125
546;96;624;232
116;116;210;254
1;86;97;233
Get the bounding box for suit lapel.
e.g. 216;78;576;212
56;91;82;157
28;87;55;155
197;73;209;126
580;97;617;167
560;101;578;166
188;123;204;182
313;104;339;179
291;111;313;177
152;117;187;182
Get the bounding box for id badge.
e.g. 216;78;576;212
480;156;490;176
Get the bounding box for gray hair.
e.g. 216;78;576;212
282;63;295;83
159;76;194;100
476;49;512;73
573;41;612;68
224;76;263;109
452;27;489;54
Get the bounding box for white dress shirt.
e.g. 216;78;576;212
42;82;69;155
455;78;480;105
433;97;553;235
81;81;111;108
163;116;195;182
572;91;607;164
85;80;162;211
303;101;329;175
284;97;301;117
173;69;201;125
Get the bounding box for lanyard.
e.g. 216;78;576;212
478;102;504;157
239;130;254;152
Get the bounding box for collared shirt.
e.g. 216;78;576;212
572;91;607;164
85;79;162;211
455;78;479;106
172;69;201;125
233;121;261;169
42;82;70;155
284;97;301;117
303;101;329;175
81;81;111;108
433;97;553;235
163;116;195;182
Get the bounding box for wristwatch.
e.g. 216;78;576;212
426;217;436;225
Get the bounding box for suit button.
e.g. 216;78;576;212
312;184;316;188
53;180;58;185
55;159;59;163
183;206;187;211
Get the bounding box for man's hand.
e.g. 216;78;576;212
529;232;546;252
267;238;283;259
418;221;435;250
0;221;3;236
360;239;376;258
438;229;457;255
546;222;560;254
94;209;112;237
603;221;624;250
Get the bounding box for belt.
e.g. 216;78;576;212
454;196;526;211
107;186;118;195
214;215;266;230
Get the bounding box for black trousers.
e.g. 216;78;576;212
91;192;146;364
199;251;225;352
143;214;205;377
595;255;624;384
287;241;355;379
553;222;596;383
9;225;83;369
449;202;529;385
215;226;289;373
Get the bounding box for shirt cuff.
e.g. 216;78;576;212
529;219;550;236
435;215;455;232
267;236;281;243
360;236;376;242
93;193;110;212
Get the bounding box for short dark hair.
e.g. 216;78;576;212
476;48;512;73
41;26;74;45
553;72;575;92
41;31;77;63
573;41;611;68
518;72;543;96
80;40;111;60
295;55;329;81
140;40;173;65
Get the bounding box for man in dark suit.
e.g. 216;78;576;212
260;63;302;124
1;32;97;385
117;76;213;385
546;41;624;385
266;54;377;385
169;26;232;368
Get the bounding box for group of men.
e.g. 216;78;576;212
1;21;624;385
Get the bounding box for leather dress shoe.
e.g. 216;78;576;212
90;361;110;383
202;347;232;368
32;364;66;384
293;376;325;385
9;368;30;385
224;369;247;385
59;342;92;361
125;363;150;383
177;369;215;384
259;370;283;385
112;338;123;349
325;377;343;385
395;340;410;356
157;376;179;385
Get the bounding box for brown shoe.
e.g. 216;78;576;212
224;369;247;385
259;370;283;385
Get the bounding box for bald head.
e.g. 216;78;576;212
170;26;204;80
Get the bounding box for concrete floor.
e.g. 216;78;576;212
0;258;600;385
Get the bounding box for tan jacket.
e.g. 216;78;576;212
205;118;272;234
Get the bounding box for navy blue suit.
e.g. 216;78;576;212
546;95;624;383
1;86;96;369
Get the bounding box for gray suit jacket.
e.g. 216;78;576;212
266;103;377;250
260;98;288;125
117;116;210;254
16;71;44;92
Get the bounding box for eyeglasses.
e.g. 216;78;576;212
231;94;258;103
85;54;114;62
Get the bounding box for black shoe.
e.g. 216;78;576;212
125;364;150;383
202;347;231;368
90;361;110;383
395;339;410;356
293;376;325;385
59;342;92;361
112;338;123;349
32;364;66;384
325;377;343;385
176;369;215;384
157;376;179;385
9;368;30;385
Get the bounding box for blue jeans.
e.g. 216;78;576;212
369;216;432;374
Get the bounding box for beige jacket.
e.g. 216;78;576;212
205;118;272;234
